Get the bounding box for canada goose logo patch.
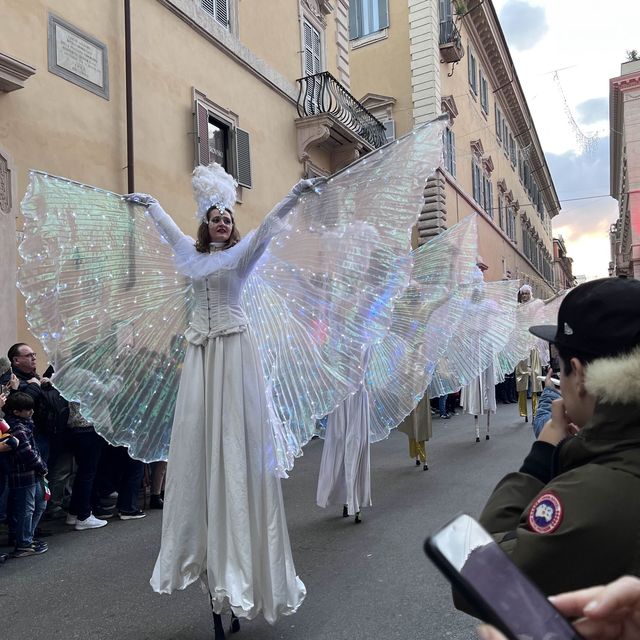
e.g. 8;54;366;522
528;493;563;534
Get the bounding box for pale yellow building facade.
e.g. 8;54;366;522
349;0;560;297
0;0;387;356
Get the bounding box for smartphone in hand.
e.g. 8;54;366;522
42;365;55;379
424;514;583;640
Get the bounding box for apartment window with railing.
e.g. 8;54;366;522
349;0;389;40
201;0;230;29
468;47;478;95
303;19;323;75
443;127;456;177
480;70;489;114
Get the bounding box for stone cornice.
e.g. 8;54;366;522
0;51;36;92
470;138;484;157
441;94;459;121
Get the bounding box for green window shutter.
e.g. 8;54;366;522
234;127;252;189
195;100;211;167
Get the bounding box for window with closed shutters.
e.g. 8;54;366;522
303;20;322;75
201;0;230;29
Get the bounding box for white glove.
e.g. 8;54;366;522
290;177;326;196
124;193;159;207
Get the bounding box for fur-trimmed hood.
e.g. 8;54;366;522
585;347;640;405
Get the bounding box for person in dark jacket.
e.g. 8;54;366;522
4;392;48;557
471;277;640;599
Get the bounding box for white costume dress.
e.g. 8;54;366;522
316;348;372;516
147;204;305;623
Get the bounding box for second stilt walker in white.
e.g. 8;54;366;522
132;164;311;629
316;350;372;523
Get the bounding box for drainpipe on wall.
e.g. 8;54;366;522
124;0;134;192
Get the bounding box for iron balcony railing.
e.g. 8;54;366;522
296;72;387;150
439;19;462;48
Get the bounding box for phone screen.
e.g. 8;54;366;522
427;514;580;640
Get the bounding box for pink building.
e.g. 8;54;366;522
553;236;575;290
610;59;640;279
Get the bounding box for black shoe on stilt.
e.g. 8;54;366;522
475;436;480;443
415;458;420;466
423;463;429;471
230;612;240;634
485;434;490;440
342;505;349;518
212;612;226;640
354;511;362;524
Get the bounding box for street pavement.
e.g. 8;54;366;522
2;402;534;640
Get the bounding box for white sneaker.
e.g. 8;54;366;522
75;514;108;530
65;514;78;526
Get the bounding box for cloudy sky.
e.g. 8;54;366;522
493;0;640;279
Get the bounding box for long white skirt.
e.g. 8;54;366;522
150;330;306;624
316;386;371;516
461;364;497;416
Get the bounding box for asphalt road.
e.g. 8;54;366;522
1;402;534;640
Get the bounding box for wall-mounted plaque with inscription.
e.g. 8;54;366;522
47;14;109;100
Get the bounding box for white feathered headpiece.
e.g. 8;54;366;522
519;284;532;296
192;162;238;223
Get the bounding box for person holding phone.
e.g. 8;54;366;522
470;278;640;599
477;575;640;640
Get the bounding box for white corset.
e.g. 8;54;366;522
185;271;249;345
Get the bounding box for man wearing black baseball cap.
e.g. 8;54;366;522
471;277;640;598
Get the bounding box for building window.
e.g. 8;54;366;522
201;0;230;29
383;119;396;142
480;71;489;114
472;158;482;203
509;133;516;167
208;117;230;168
303;19;323;75
495;105;503;145
349;0;389;40
195;96;252;188
482;175;493;217
444;127;456;177
468;48;478;95
498;192;505;230
506;205;517;242
472;158;492;216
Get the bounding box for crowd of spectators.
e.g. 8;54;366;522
0;342;165;561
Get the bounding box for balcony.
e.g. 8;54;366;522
295;72;387;172
439;20;464;63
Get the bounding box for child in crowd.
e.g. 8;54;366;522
4;392;48;557
0;391;18;563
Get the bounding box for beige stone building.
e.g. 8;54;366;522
0;0;388;356
609;58;640;279
348;0;560;297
